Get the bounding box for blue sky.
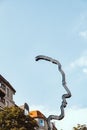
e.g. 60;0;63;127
1;0;87;129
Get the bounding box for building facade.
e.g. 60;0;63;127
30;110;48;130
0;75;16;109
0;75;57;130
29;110;57;130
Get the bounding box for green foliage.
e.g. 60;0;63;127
0;106;38;130
73;124;87;130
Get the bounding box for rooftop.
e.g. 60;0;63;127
0;74;16;93
29;110;47;120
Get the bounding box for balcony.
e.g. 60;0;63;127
0;98;5;108
0;83;6;97
0;98;5;104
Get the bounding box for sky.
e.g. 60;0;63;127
0;0;87;129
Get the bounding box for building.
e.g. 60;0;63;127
30;110;48;130
0;74;16;109
29;110;57;130
0;75;57;130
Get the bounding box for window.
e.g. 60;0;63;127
1;83;6;91
38;119;44;127
6;101;9;107
10;92;13;100
7;88;9;97
0;97;5;104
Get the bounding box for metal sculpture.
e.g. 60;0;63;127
35;55;71;130
24;103;29;113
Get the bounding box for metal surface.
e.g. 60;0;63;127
35;55;71;130
24;103;29;113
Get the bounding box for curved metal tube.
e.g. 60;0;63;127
35;55;71;130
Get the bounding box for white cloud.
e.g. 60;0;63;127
70;56;87;74
79;31;87;39
30;105;87;130
70;56;87;67
56;107;87;130
83;68;87;74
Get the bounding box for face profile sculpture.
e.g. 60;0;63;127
35;55;71;130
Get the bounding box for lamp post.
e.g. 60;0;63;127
35;55;71;130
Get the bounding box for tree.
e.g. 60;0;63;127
0;106;38;130
73;124;87;130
